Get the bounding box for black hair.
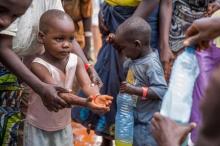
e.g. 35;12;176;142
39;9;73;33
116;17;151;46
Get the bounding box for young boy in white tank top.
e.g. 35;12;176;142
24;9;113;146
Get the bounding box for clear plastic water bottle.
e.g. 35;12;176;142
115;93;134;146
160;46;199;146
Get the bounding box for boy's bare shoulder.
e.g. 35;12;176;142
30;57;52;82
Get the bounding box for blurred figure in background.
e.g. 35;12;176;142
63;0;93;60
91;0;103;61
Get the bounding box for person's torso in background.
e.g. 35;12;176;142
12;0;64;57
169;0;215;52
106;0;159;49
63;0;92;48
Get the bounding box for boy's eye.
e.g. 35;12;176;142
55;37;64;42
69;37;74;42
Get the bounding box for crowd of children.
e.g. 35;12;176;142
1;0;220;146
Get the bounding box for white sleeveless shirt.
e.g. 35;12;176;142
26;53;77;131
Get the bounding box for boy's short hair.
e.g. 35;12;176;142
39;9;73;33
116;17;151;46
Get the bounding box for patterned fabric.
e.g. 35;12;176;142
169;0;215;52
0;67;23;146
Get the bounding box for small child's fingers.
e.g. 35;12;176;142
120;86;127;91
104;95;113;100
120;90;125;93
105;100;112;106
96;106;109;112
120;84;126;88
120;82;127;86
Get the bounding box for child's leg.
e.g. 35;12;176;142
23;122;73;146
133;101;160;146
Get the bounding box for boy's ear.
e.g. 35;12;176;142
38;31;45;44
134;40;142;47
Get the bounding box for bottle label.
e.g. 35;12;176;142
132;95;138;107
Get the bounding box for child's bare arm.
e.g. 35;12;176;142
30;62;69;111
75;57;100;96
120;81;160;100
74;57;113;111
72;40;102;86
159;0;174;81
59;92;112;112
0;35;68;112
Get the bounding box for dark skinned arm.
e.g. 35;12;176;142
0;35;68;112
159;0;174;80
72;39;103;86
82;16;92;60
183;16;220;48
72;39;89;63
120;81;160;99
59;57;113;113
132;0;159;18
59;92;111;112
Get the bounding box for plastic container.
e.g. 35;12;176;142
115;93;134;146
160;46;199;123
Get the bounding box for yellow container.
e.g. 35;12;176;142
115;140;132;146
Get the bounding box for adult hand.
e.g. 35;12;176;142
160;46;175;81
87;66;103;88
183;17;220;49
151;113;196;146
39;83;70;112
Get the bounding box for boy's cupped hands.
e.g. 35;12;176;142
59;92;113;114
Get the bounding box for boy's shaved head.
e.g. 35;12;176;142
116;17;151;46
39;9;74;33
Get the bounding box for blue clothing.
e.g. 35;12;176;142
124;51;167;146
72;2;160;138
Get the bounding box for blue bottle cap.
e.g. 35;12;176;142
185;46;195;53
